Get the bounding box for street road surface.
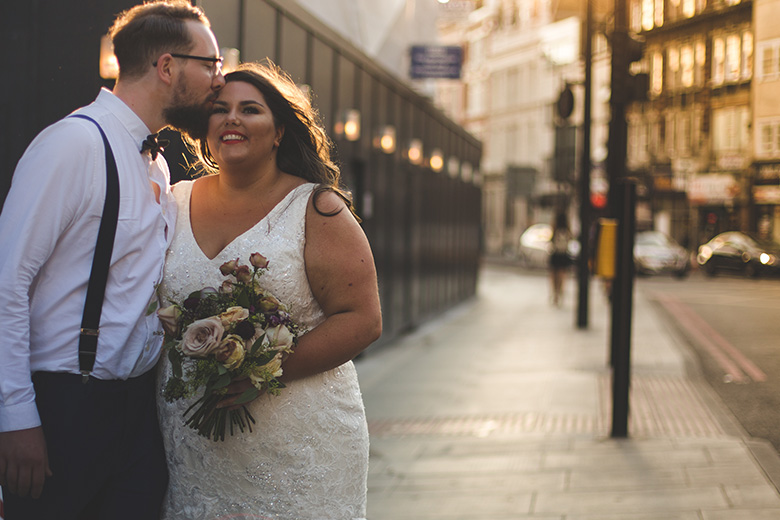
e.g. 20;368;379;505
640;270;780;452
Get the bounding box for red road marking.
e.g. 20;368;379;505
655;293;767;383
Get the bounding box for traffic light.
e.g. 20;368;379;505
626;33;648;102
610;31;648;103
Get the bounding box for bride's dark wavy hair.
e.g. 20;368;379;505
196;61;357;220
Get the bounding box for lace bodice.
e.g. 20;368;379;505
157;180;368;520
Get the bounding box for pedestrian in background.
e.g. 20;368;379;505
549;212;573;306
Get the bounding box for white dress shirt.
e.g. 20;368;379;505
0;88;177;432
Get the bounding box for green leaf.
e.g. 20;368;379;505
232;387;260;405
212;372;232;389
250;333;266;355
168;348;183;379
236;291;251;309
217;364;228;375
146;299;159;316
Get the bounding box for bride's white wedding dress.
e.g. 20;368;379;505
157;181;369;520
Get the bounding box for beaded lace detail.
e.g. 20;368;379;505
157;181;368;520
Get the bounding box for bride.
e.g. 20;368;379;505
157;62;382;519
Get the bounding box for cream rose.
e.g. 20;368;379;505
213;334;246;370
180;317;224;357
266;324;295;351
250;353;284;389
218;306;250;327
157;304;182;337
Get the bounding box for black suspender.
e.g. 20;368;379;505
69;114;120;381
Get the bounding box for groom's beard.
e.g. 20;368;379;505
164;83;213;140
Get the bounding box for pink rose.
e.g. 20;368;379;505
180;317;224;357
249;253;269;269
157;304;182;337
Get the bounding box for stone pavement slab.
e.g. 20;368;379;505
356;264;780;519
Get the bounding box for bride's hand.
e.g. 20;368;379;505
217;378;261;410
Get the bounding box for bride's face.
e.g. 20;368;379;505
206;80;283;168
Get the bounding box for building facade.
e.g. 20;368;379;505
627;0;755;247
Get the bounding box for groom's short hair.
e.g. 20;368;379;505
109;0;210;80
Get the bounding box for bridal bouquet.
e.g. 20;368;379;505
156;253;302;441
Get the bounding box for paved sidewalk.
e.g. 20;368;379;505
355;262;780;519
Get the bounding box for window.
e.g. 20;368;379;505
641;0;654;31
668;47;680;91
725;34;741;82
654;0;664;27
712;37;725;85
713;106;749;153
651;51;664;96
682;0;696;17
757;39;780;82
713;29;753;86
742;32;753;79
757;119;780;157
695;39;706;86
666;112;677;157
681;45;694;88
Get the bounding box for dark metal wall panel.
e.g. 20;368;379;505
242;0;278;62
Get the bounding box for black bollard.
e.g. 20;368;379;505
610;178;636;438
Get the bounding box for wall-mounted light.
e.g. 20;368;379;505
374;125;396;154
99;34;118;80
447;157;460;178
221;47;240;74
461;162;473;182
344;110;360;141
334;109;361;141
407;138;423;165
430;148;444;172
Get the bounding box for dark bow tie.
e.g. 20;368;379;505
140;133;170;160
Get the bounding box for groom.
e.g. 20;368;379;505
0;1;224;518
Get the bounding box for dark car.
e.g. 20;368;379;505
697;231;780;277
633;230;690;278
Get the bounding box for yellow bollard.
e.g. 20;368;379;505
595;218;617;279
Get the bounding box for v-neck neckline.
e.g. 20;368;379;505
183;181;311;262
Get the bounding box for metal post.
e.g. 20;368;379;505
610;179;636;438
577;0;593;329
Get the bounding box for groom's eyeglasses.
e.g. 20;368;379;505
153;53;224;76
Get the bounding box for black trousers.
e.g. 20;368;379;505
3;370;168;520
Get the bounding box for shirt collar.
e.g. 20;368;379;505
94;88;155;153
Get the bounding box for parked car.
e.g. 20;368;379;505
697;231;780;277
634;230;690;278
517;223;579;268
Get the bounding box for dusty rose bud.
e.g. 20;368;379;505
220;280;234;294
220;258;239;276
249;253;269;269
235;265;252;283
157;305;182;337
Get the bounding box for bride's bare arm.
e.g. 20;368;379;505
280;190;382;382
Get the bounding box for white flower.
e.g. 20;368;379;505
266;325;295;352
